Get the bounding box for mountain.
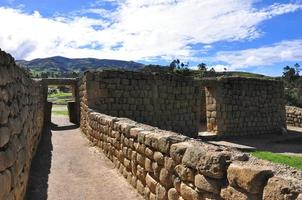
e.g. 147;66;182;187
16;56;145;77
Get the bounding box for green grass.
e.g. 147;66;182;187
251;151;302;170
48;92;73;105
52;110;69;116
48;92;72;99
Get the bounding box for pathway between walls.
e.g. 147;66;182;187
26;116;143;200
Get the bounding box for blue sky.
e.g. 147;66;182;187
0;0;302;76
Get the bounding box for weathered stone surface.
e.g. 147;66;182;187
263;177;300;200
137;179;145;195
0;145;17;171
145;157;153;172
227;163;273;194
220;186;259;200
156;183;167;200
154;152;164;166
182;146;228;179
0;101;10;124
180;182;202;200
0;127;10;147
157;134;187;154
144;187;151;200
194;174;221;194
168;188;179;200
170;142;192;164
146;173;157;193
164;157;175;172
0;170;12;200
159;168;173;188
175;165;194;182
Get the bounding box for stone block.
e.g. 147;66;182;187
168;188;179;200
146;173;158;193
194;174;221;194
170;142;192;165
153;152;164;166
220;186;259;200
0;127;10;147
156;183;167;200
180;182;202;200
182;146;228;179
0;170;11;200
159;168;173;188
227;163;273;194
263;177;300;200
174;165;194;183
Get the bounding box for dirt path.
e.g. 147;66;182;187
26;116;143;200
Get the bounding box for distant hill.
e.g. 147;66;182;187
215;71;269;78
16;56;145;77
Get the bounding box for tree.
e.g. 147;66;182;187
294;63;300;76
207;67;216;77
169;59;180;71
283;65;296;82
197;63;207;71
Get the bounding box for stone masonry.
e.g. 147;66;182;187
286;106;302;128
80;71;301;200
83;70;201;137
81;71;286;137
202;77;286;136
80;108;302;200
0;50;45;200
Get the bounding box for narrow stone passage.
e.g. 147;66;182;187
26;116;143;200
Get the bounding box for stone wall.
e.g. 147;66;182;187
81;109;302;200
83;70;201;137
0;50;45;200
286;106;302;128
203;77;286;136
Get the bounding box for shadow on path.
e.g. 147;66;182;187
25;124;53;200
51;122;78;131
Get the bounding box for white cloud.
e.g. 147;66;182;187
214;40;302;69
0;1;301;61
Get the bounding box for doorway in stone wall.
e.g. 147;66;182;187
199;87;207;132
42;78;80;125
47;85;74;120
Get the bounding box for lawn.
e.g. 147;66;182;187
251;151;302;170
52;104;69;116
48;92;73;105
52;110;69;116
48;92;73;99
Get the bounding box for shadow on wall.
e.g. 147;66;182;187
25;124;53;200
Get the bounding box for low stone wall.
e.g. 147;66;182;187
286;106;302;128
0;50;45;200
81;109;302;200
82;70;201;137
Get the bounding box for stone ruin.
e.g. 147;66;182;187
81;70;286;138
0;49;301;200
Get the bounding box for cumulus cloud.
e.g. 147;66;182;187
214;40;302;69
0;0;301;61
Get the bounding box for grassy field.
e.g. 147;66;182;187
52;110;69;116
251;151;302;170
52;105;69;116
48;92;73;105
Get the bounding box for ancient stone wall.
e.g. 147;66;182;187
0;50;45;200
286;106;302;128
204;77;286;136
82;70;201;137
81;109;302;200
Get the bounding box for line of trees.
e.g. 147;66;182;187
282;63;302;108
